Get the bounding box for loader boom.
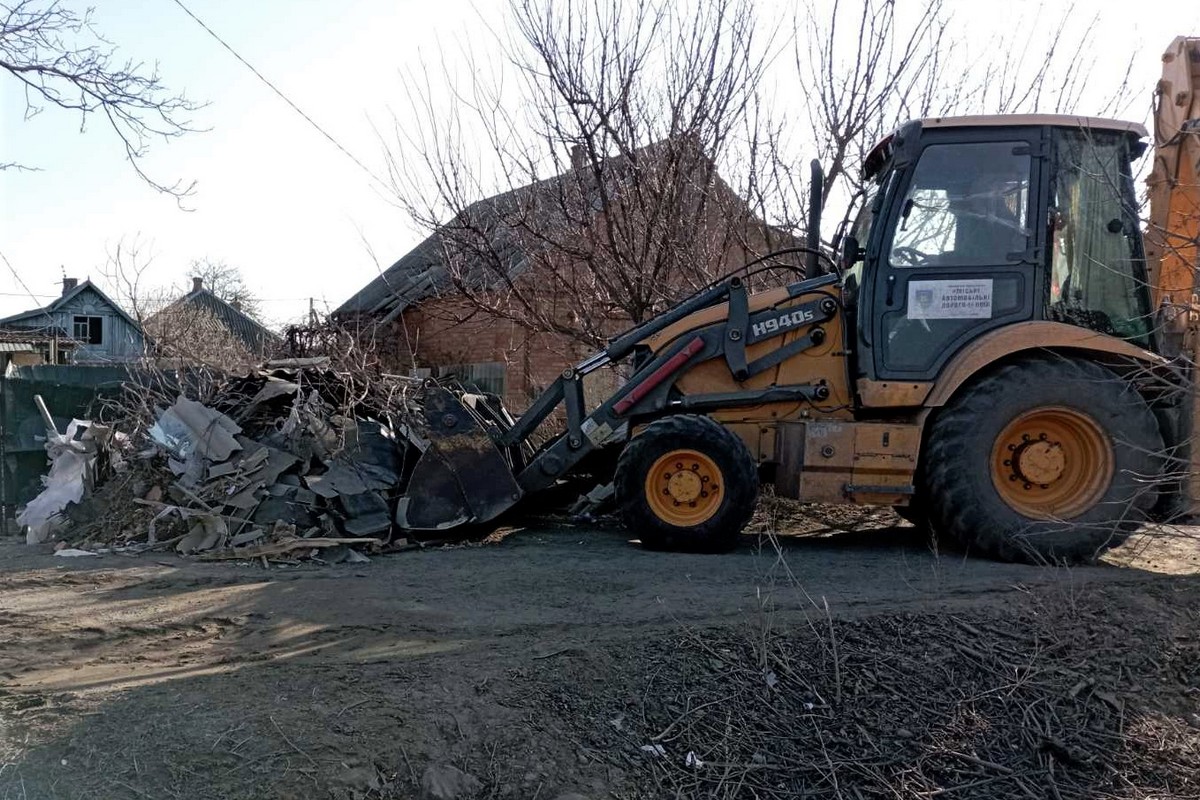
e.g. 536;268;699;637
1145;37;1200;513
1146;36;1200;354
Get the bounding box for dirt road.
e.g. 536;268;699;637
2;523;1198;799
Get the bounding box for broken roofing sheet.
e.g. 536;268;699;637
18;364;428;562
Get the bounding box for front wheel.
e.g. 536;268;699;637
923;356;1164;564
616;415;759;552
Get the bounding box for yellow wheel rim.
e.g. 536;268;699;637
645;449;724;526
990;406;1113;519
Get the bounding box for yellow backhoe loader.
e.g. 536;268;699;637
395;36;1200;564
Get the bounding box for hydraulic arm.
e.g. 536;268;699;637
1146;36;1200;353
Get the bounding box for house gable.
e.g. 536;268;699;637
334;138;794;325
0;281;145;363
151;287;281;356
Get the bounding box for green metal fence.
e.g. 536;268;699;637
0;364;132;513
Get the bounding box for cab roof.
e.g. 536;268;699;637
919;114;1148;138
862;114;1149;179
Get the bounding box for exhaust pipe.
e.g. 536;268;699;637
806;159;825;276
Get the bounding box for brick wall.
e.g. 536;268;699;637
385;297;597;411
372;162;799;414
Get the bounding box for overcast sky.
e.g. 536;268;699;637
1;0;1197;325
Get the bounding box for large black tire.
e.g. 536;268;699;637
923;356;1164;564
616;415;759;552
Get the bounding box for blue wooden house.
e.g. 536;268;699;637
0;278;146;364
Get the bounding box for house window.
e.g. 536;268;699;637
73;315;103;345
438;362;507;397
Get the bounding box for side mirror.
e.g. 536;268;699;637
840;234;863;272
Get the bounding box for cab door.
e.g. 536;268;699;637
869;130;1046;380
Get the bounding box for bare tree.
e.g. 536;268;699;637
101;242;275;371
185;258;262;319
0;0;201;197
142;303;272;372
797;0;1140;224
382;0;797;352
101;237;167;327
795;0;949;208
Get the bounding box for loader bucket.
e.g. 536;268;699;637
394;386;523;530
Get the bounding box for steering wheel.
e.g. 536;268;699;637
891;246;932;266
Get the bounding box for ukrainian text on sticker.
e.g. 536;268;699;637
906;279;993;319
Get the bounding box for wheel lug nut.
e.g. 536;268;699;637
1021;434;1030;441
1009;475;1018;481
1040;484;1049;489
1003;459;1011;467
701;476;709;483
675;462;683;469
701;491;708;498
662;489;670;495
673;501;680;506
1007;444;1016;451
1024;483;1032;490
689;502;696;507
1039;433;1048;440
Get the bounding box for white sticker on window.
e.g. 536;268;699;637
906;279;992;319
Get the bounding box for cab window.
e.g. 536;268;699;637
842;172;894;306
1048;130;1151;346
889;143;1032;267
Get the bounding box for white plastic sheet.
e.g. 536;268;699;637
18;420;93;544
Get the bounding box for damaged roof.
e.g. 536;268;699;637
0;327;77;348
333;138;721;322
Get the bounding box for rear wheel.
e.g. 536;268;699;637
923;356;1164;564
616;415;758;552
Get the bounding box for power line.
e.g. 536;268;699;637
0;253;49;307
168;0;388;188
0;250;57;327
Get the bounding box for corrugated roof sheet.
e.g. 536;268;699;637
149;289;282;355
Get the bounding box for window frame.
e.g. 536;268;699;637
885;141;1036;269
72;315;104;346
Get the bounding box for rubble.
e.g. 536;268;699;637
16;363;429;563
17;396;122;545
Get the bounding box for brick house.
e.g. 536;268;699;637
335;138;798;410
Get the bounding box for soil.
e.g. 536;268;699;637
1;511;1198;799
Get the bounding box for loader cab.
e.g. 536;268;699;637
844;115;1154;384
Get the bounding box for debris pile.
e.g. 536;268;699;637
21;360;428;562
18;396;124;545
